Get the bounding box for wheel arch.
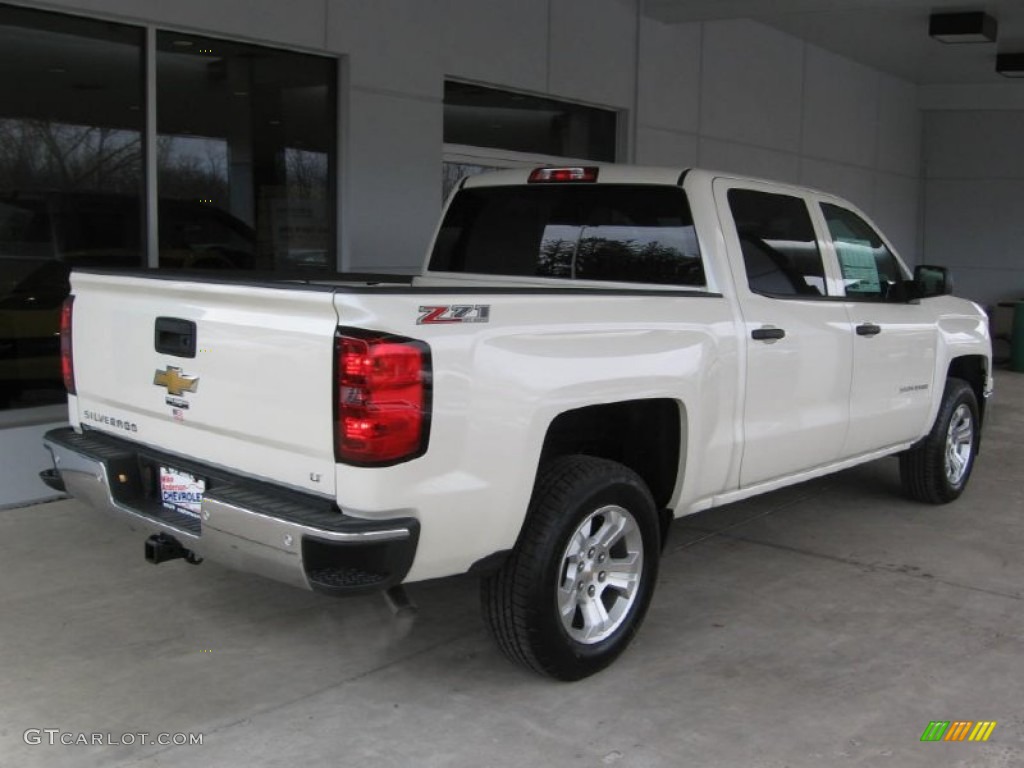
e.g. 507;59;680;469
947;354;988;428
538;398;685;522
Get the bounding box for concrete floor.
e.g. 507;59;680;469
1;372;1022;768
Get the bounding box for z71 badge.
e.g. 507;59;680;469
417;304;491;325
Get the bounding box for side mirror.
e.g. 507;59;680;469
913;264;953;298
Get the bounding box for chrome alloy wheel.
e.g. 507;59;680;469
556;504;644;644
945;403;974;486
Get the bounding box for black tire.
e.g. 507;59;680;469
481;455;660;681
899;377;979;504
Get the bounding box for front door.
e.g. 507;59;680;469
814;200;938;455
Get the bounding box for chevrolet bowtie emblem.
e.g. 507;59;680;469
154;366;199;396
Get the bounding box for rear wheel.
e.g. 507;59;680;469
899;378;979;504
481;455;660;680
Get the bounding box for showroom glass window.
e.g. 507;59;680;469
0;9;338;414
156;33;336;272
0;5;143;411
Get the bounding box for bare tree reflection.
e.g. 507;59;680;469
0;119;141;193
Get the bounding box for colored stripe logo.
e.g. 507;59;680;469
921;721;997;742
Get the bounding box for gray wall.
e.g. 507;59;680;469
637;18;922;263
923;110;1024;308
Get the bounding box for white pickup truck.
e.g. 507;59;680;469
41;166;992;680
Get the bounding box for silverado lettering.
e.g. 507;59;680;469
82;411;138;433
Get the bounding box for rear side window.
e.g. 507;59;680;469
727;189;827;297
429;185;705;287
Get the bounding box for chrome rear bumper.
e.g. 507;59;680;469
42;428;418;595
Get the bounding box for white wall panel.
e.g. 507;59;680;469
925;180;1024;272
439;0;549;94
635;128;697;167
800;158;874;214
549;0;636;108
871;173;920;263
944;269;1020;310
345;90;442;272
328;0;441;98
42;0;329;49
801;46;877;168
924;112;1024;306
699;138;800;184
876;75;921;178
699;20;803;154
638;18;700;135
920;83;1024;112
925;111;1024;180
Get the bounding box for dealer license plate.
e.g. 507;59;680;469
159;465;205;519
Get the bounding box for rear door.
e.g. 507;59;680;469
714;179;853;487
813;199;938;455
69;271;340;496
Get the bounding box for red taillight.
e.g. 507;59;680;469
528;166;599;183
60;296;76;395
334;332;431;465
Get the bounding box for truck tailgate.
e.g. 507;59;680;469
69;272;339;496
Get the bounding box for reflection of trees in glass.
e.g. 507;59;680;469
537;237;574;277
157;142;329;202
533;231;704;285
575;237;704;285
285;148;328;198
157;136;228;203
0;119;141;193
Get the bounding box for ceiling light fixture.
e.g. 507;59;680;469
996;53;1024;78
929;12;997;43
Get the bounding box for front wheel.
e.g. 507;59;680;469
899;377;980;504
481;455;661;680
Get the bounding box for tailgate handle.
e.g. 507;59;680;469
155;317;197;358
